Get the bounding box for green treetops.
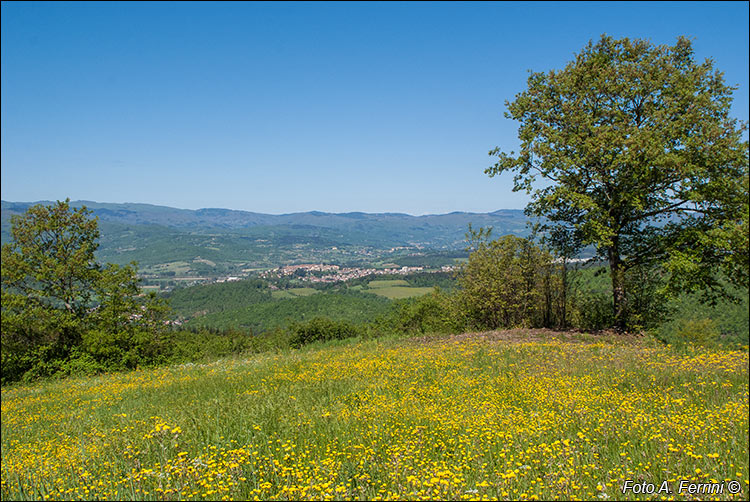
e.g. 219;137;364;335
458;229;557;330
487;35;749;330
1;199;169;382
2;199;100;315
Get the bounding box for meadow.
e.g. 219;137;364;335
2;332;748;501
271;288;321;300
363;279;435;300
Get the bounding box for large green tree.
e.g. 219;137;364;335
1;199;100;350
487;35;749;330
1;199;169;381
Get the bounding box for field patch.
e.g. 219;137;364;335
369;286;434;299
366;279;433;299
2;336;748;501
144;261;192;275
271;287;321;299
368;279;410;288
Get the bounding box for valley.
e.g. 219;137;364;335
2;200;519;289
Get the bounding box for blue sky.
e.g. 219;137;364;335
2;1;748;215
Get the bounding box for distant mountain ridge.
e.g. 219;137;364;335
1;200;531;271
1;200;528;235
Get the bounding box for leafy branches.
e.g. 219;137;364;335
1;200;170;382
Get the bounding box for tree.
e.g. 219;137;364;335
543;225;584;329
458;229;556;329
487;35;749;330
1;199;100;350
1;199;170;381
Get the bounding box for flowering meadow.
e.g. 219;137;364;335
2;333;748;501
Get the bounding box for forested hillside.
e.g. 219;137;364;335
1;201;528;279
1;200;528;251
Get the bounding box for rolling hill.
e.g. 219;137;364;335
1;200;531;274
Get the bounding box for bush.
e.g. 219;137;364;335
165;328;255;362
570;292;614;332
58;347;107;377
288;318;362;348
82;328;169;370
392;289;461;334
662;318;722;349
457;233;557;330
1;341;75;384
246;327;293;353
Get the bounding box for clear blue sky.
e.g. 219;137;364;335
2;1;748;215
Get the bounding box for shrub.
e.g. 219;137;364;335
393;289;461;334
288;318;362;348
81;328;169;370
570;292;614;332
457;233;557;330
669;318;722;349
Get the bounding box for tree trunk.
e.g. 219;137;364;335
609;248;627;332
542;263;552;328
560;258;568;330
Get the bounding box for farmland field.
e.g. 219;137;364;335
1;332;748;501
271;288;321;300
367;280;435;300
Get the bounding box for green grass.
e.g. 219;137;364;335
365;279;434;300
368;279;410;288
369;286;434;300
143;261;193;275
271;288;320;300
3;333;747;501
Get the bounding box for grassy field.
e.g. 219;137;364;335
367;280;434;300
143;261;193;276
271;288;321;300
1;333;748;501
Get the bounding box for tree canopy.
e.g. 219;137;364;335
487;35;749;329
458;229;559;330
1;199;169;382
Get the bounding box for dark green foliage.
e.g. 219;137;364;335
569;292;614;332
166;328;265;361
166;279;271;319
403;272;457;291
567;265;749;343
1;200;170;383
288;318;363;348
566;264;671;332
81;328;169;370
187;290;391;333
391;251;467;268
388;289;459;334
655;285;749;348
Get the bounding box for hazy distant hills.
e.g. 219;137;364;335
2;200;526;230
1;200;530;270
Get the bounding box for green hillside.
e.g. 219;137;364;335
184;289;391;333
165;279;272;319
2;201;529;276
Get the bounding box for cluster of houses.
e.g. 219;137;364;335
260;263;431;283
144;261;458;292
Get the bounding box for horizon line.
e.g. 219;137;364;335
1;199;526;218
